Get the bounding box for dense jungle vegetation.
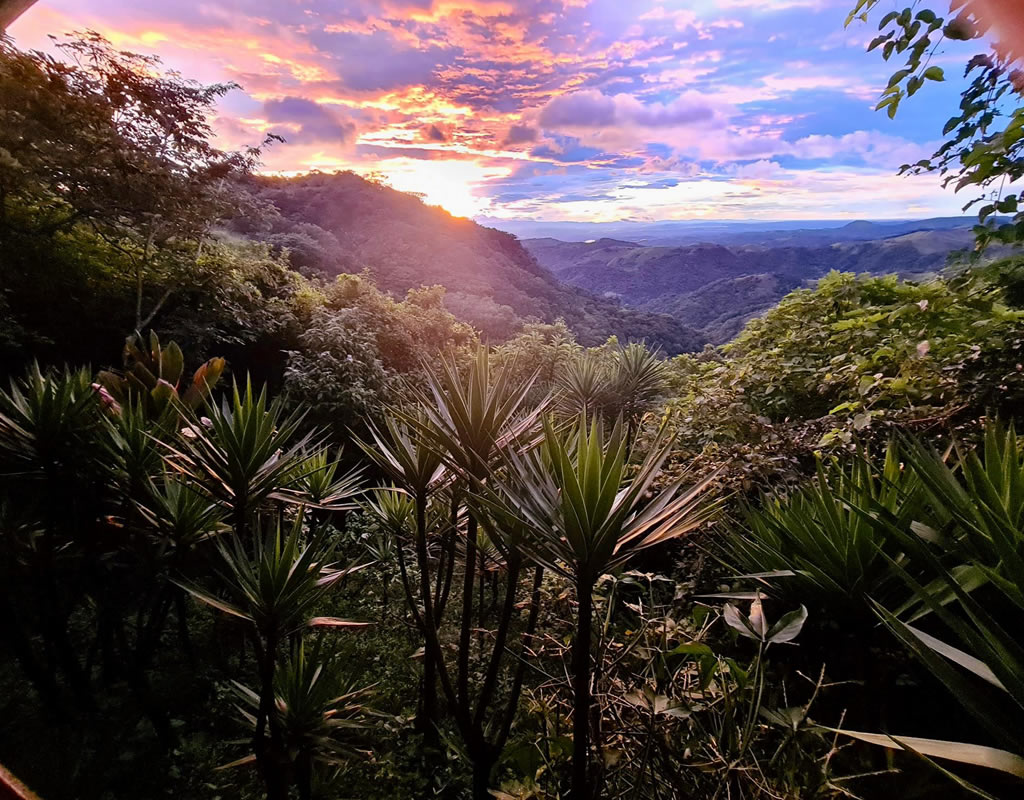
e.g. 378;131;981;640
3;13;1024;800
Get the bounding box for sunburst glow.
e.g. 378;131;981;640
368;158;512;219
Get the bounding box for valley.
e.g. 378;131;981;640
523;222;984;342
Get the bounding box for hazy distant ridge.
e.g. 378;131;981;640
487;216;978;247
523;220;981;343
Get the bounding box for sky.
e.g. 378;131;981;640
9;0;988;222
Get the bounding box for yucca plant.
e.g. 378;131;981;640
609;342;668;440
413;346;543;481
557;344;667;440
412;348;549;798
0;363;104;705
357;487;409;617
165;378;316;537
361;412;447;500
479;414;720;799
359;485;414;559
0;362;100;483
291;447;364;511
178;515;369;800
359;413;450;737
410;347;542;704
102;399;167;497
362;350;547;796
230;642;373;800
117;474;229;668
727;442;923;619
139;475;227;558
903;422;1024;582
557;353;612;419
831;423;1024;788
361;486;414;539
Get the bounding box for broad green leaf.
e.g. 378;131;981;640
825;728;1024;778
767;605;808;644
902;624;1005;689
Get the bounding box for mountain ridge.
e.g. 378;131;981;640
229;172;708;354
483;215;981;247
524;227;983;344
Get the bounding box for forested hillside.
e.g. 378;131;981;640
525;229;987;342
231;173;705;353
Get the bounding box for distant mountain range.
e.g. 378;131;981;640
231;172;707;354
524;223;987;343
484;216;984;248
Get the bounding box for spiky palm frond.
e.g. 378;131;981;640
137;474;227;553
164;378;315;520
727;442;923;613
611;342;668;420
230;643;373;771
0;363;99;477
358;411;446;497
557;353;611;418
905;422;1024;572
288;447;364;511
361;487;414;535
410;346;545;481
102;398;167;492
480;414;720;580
830;422;1024;785
176;514;368;639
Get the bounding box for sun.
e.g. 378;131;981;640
367;158;510;218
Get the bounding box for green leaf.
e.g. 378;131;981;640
923;66;945;81
901;624;1005;690
868;33;893;51
823;728;1024;778
766;605;808;644
887;68;911;88
668;642;715;657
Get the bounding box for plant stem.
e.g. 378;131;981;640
572;573;594;800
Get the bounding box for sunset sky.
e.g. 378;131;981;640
10;1;983;222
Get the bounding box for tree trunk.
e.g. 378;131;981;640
457;513;478;709
418;645;440;745
572;575;594;800
0;0;39;33
254;634;289;800
471;748;495;800
473;557;521;730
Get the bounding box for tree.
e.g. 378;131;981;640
847;1;1024;248
364;348;547;798
478;415;720;798
0;33;268;331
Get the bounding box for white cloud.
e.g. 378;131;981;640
728;159;784;179
789;130;935;165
